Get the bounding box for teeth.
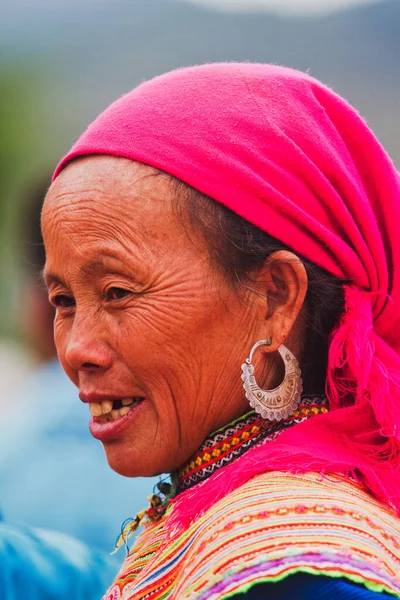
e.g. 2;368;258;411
101;400;113;414
90;403;102;417
89;397;144;420
122;398;134;406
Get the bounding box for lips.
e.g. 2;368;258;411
80;391;147;441
88;397;147;442
79;391;144;403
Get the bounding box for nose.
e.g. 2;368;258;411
64;316;113;372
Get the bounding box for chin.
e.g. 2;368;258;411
102;441;166;478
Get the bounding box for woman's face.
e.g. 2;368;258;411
42;156;266;476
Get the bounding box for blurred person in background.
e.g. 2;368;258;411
0;515;119;599
0;177;156;552
42;63;400;599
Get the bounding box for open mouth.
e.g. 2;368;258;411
89;397;144;422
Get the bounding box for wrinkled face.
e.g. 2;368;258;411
42;156;263;476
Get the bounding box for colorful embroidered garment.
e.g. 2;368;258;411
103;399;400;599
105;471;400;599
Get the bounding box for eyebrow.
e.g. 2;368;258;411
42;270;65;288
82;258;114;276
42;256;121;288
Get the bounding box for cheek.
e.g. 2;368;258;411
112;308;183;387
107;300;208;416
112;294;193;358
114;288;238;391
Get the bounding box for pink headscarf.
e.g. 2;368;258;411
54;63;400;522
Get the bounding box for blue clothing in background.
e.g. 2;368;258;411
0;519;119;599
243;573;391;598
0;360;157;551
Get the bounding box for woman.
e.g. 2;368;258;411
42;64;400;598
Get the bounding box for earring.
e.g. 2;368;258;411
241;339;303;421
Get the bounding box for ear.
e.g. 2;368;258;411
251;250;308;352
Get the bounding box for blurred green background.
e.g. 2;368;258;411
1;0;399;344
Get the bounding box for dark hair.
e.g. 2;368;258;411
171;178;349;395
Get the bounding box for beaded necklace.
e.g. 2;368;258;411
174;394;328;493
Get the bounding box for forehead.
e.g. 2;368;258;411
42;156;179;247
41;157;203;287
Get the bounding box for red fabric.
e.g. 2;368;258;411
54;63;400;516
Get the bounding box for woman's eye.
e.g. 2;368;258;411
52;295;75;309
106;287;131;301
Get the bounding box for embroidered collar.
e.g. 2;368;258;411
174;394;328;494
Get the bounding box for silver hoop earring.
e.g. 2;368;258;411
241;339;303;422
